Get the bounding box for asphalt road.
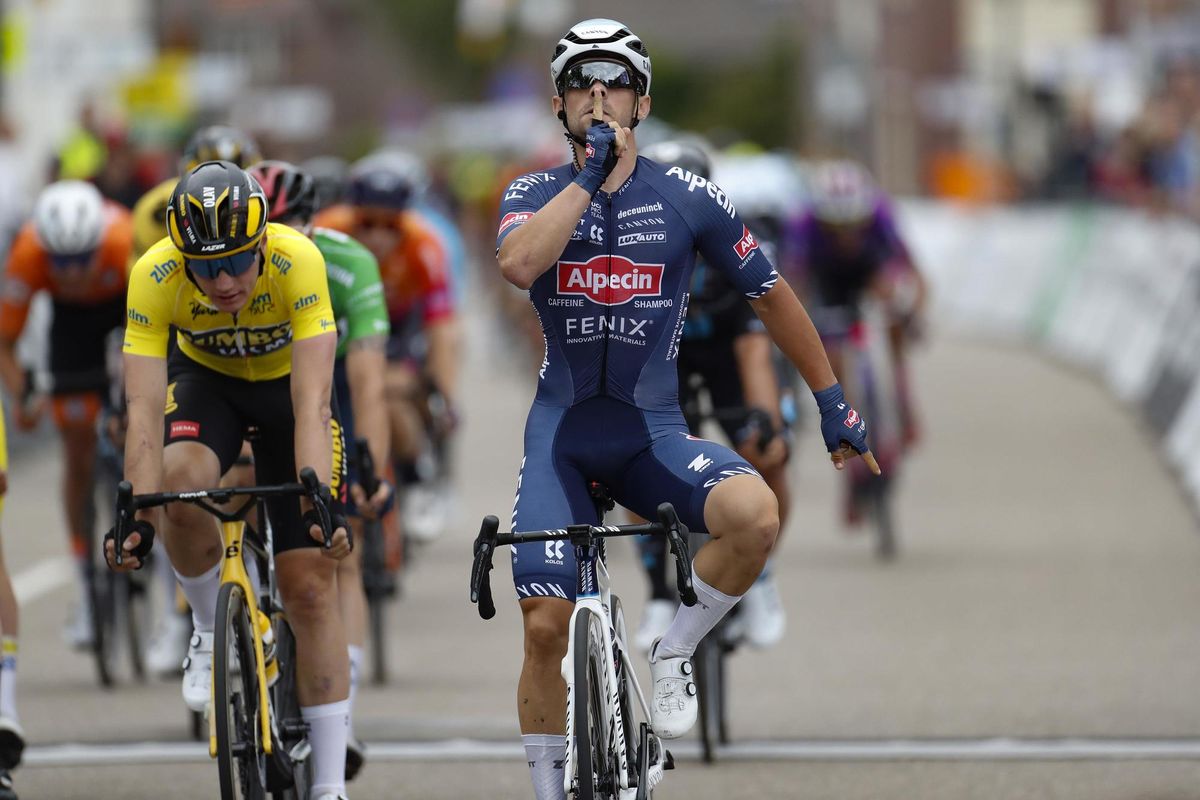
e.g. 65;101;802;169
6;312;1200;799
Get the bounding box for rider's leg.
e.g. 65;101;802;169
0;432;21;769
336;525;367;728
54;400;99;644
385;362;423;466
161;443;225;628
519;596;572;800
277;549;349;799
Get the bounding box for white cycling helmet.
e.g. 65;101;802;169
550;18;651;96
809;160;878;225
33;180;106;255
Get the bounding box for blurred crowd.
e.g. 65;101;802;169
1038;54;1200;217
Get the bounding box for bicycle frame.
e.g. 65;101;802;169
207;517;275;760
561;536;658;797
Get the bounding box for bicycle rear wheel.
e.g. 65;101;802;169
214;582;267;800
867;478;897;561
572;608;619;800
361;518;391;685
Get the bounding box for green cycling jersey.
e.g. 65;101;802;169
314;226;390;359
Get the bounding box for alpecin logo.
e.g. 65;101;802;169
557;256;663;306
498;211;533;236
733;224;759;260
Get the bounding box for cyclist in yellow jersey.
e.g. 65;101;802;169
0;403;21;800
109;161;353;800
131;126;262;258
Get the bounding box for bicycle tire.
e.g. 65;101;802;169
362;518;389;685
214;582;267;800
125;569;149;679
270;616;306;800
573;608;618;800
694;632;722;763
868;478;897;561
88;560;116;687
607;595;639;787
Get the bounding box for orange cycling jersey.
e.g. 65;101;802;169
313;205;454;324
0;202;132;341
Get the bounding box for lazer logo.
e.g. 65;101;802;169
199;243;225;252
665;166;737;218
733;225;759;260
557;256;663;306
617;231;666;246
688;454;713;473
545;540;566;563
499;211;533;236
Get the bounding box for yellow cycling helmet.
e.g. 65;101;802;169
167;161;268;259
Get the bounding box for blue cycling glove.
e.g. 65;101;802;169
574;122;619;195
813;382;870;456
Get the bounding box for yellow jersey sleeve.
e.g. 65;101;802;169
132;179;177;260
123;241;184;359
269;225;337;344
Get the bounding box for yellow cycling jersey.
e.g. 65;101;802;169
124;223;337;381
131;177;177;259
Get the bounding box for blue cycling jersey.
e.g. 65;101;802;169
497;157;780;411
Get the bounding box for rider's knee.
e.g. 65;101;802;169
521;598;571;661
709;481;779;565
279;567;337;623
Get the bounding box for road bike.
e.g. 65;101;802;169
471;486;697;799
113;467;334;800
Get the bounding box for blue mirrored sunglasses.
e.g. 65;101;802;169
48;250;96;270
186;248;260;280
562;61;636;92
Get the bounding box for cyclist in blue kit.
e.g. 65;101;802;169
496;19;880;799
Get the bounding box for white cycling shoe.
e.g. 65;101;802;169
313;794;348;800
740;575;786;649
147;612;192;676
633;599;675;655
648;638;697;739
181;631;214;713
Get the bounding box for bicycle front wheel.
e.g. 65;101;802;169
214;582;267;800
694;631;723;764
573;608;619;800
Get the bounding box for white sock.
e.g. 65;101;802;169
347;645;364;737
523;734;566;800
655;568;741;659
175;562;222;632
74;559;91;612
0;637;16;721
302;699;349;800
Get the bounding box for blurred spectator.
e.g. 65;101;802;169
51;101;109;183
0;121;23;263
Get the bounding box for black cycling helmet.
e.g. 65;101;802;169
247;160;318;226
180;125;262;173
641;139;711;180
167;160;268;259
345;151;424;210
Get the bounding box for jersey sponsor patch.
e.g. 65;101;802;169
170;420;200;439
181;323;293;358
498;211;533;236
733;225;759;260
557;255;663;306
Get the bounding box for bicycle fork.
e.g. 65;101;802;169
208;520;275;760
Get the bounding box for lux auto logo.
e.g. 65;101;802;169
557;255;664;306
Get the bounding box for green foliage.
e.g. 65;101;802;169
648;38;803;148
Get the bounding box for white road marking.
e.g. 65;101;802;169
24;737;1200;767
13;556;73;604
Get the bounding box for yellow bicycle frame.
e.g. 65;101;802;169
208;519;274;759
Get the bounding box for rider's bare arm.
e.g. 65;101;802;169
0;338;25;402
345;335;389;471
122;353;167;514
290;331;337;490
732;331;783;428
749;279;837;395
425;318;460;401
497;186;593;289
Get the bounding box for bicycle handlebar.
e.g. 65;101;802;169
112;466;333;566
469;502;697;620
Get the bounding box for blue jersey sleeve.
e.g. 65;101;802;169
495;170;563;252
683;176;780;300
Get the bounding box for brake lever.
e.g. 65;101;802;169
471;516;500;620
657;503;697;607
299;467;334;548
